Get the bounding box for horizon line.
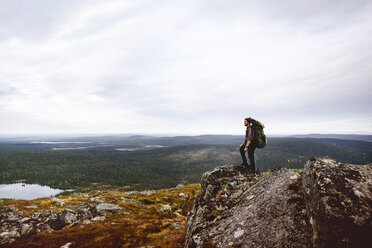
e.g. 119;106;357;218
0;132;371;137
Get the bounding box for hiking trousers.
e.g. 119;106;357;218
239;143;256;173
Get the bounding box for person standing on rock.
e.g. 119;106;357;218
239;117;257;174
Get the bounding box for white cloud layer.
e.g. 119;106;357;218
1;0;371;135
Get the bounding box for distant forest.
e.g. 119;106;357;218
0;137;371;191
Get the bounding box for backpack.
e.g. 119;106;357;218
250;118;267;148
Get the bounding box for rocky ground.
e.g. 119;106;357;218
185;157;372;248
1;157;371;248
0;183;201;248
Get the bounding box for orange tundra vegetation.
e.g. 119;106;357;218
1;183;201;248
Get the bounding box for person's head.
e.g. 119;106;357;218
244;117;251;126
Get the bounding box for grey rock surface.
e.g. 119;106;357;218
60;242;72;248
60;209;78;225
303;157;372;248
96;203;121;214
185;164;311;248
91;216;105;222
52;198;65;206
89;197;104;203
0;202;121;245
185;158;372;248
69;203;95;220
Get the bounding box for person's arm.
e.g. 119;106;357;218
244;140;251;151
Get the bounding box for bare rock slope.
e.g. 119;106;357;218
185;157;372;248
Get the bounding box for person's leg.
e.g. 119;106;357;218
239;145;248;165
248;146;256;173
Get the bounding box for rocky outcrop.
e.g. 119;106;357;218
185;157;372;248
303;157;372;248
185;165;312;247
0;202;121;245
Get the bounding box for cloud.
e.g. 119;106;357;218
0;0;371;135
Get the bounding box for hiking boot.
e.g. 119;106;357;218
247;170;261;177
245;170;257;177
243;167;256;176
234;164;246;173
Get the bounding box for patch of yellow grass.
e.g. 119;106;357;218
1;183;202;248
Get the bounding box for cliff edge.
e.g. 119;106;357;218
185;157;372;248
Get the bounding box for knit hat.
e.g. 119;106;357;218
245;117;251;122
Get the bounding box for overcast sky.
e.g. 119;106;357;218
1;0;371;136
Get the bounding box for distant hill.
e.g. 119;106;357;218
287;133;372;142
0;134;244;151
1;133;370;151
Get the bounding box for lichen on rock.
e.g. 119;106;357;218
185;164;312;247
302;157;372;248
185;157;372;248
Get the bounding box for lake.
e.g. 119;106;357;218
0;183;72;200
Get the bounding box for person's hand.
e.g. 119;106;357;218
244;147;248;152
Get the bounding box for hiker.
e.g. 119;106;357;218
239;117;257;174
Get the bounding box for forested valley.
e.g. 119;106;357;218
1;137;370;191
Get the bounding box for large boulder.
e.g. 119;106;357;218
302;157;372;248
185;164;312;247
185;158;372;248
